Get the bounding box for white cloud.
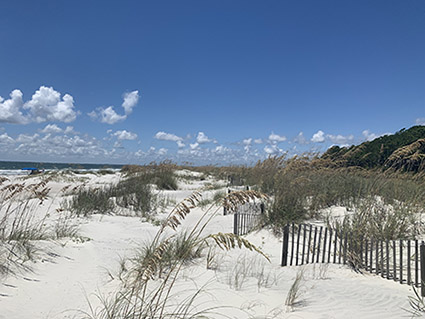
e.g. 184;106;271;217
268;132;287;143
264;144;282;155
0;89;27;124
242;138;252;145
122;90;139;115
16;133;39;143
254;138;263;144
196;132;212;144
111;130;138;140
154;131;183;142
293;132;307;144
157;148;168;156
41;124;62;134
327;134;354;144
415;118;425;125
0;133;14;144
311;130;325;143
13;133;107;159
362;130;378;141
176;140;185;148
89;90;140;124
64;126;76;135
190;142;199;150
24;86;77;123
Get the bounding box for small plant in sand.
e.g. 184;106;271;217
405;286;425;317
80;189;269;319
285;267;305;312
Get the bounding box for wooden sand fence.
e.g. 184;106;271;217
232;202;265;236
281;223;425;296
223;187;265;236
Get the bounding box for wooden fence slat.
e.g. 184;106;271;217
301;224;306;265
381;241;384;278
233;213;238;235
281;224;289;266
327;228;332;263
322;227;328;263
386;240;390;279
296;224;301;266
400;240;403;284
408;240;411;285
334;229;338;264
416;240;419;288
343;233;348;265
365;239;368;270
421;242;425;296
317;227;322;263
370;239;373;273
306;224;312;264
290;223;295;266
393;240;397;282
312;226;318;264
376;239;379;275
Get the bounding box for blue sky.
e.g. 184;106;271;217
0;0;424;165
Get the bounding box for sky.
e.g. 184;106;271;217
0;0;424;165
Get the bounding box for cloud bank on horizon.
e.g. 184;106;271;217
0;85;423;165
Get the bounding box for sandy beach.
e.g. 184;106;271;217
0;169;417;319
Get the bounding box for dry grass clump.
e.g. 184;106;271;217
0;179;80;277
80;189;269;319
121;160;178;191
243;155;425;232
285;267;305;312
62;174;155;217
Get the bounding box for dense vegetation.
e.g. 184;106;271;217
322;125;425;172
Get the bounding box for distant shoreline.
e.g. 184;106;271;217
0;160;123;172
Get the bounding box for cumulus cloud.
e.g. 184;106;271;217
196;132;212;144
311;130;325;143
416;118;425;125
154;131;183;142
327;134;354;144
122;91;139;115
362;130;378;141
190;142;199;150
12;133;107;159
242;138;252;145
0;89;27;124
0;86;79;124
111;130;138;140
254;138;263;144
293;132;308;144
0;133;14;144
23;86;77;123
157;148;168;156
176;140;186;148
64;126;76;135
264;144;283;155
89;90;139;124
89;106;127;124
268;132;286;143
41;124;63;134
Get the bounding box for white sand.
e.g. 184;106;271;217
0;171;416;318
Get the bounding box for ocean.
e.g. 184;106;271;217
0;160;123;175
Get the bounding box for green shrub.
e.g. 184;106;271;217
65;187;115;216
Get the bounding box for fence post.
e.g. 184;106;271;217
281;224;290;266
420;242;425;296
233;213;238;235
